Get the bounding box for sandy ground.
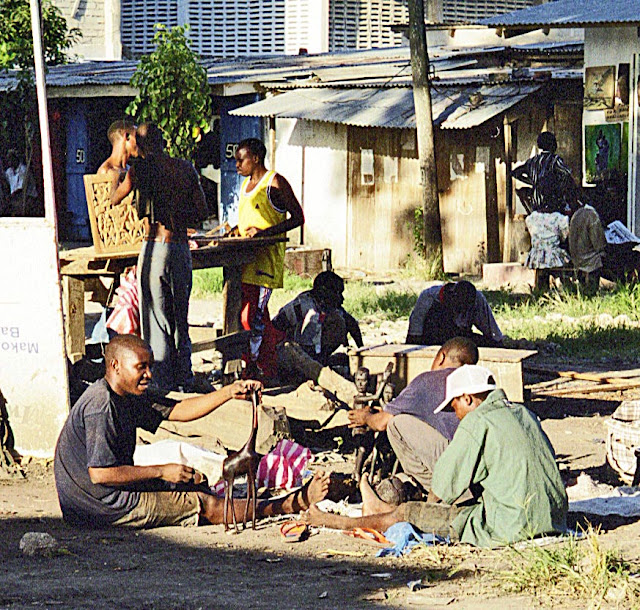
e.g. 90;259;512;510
3;296;640;609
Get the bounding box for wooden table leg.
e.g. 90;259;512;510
222;265;243;335
62;276;85;364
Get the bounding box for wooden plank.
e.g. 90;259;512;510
439;138;488;274
61;276;85;364
526;363;640;381
535;379;640;397
222;264;243;335
84;174;145;255
141;397;290;454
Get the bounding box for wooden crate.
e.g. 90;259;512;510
349;344;537;403
84;174;145;254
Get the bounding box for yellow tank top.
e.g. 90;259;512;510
238;170;286;288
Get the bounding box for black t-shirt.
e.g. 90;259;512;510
383;368;459;441
54;378;174;526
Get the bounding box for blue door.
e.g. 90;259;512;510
219;94;262;225
65;99;91;241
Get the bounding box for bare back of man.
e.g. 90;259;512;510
98;119;138;194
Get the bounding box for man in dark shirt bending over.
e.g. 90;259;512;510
348;336;478;492
54;334;329;528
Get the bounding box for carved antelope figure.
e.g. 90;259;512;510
222;389;261;532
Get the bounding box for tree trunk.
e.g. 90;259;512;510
407;0;443;271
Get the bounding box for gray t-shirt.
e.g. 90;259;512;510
383;368;459;441
54;378;174;526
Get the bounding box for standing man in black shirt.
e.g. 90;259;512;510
112;123;208;391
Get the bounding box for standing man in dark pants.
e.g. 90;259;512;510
235;138;304;382
112;123;208;391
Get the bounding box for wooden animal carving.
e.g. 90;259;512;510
221;389;261;532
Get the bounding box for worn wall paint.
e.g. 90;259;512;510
0;220;70;457
275;119;348;266
52;0;121;60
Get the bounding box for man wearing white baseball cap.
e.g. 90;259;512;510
305;365;568;548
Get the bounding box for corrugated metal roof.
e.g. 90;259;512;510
0;39;580;93
229;84;539;130
482;0;640;28
259;64;580;90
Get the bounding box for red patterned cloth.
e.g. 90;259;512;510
106;269;140;336
257;439;313;490
212;439;313;497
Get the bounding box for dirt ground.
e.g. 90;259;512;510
3;298;640;609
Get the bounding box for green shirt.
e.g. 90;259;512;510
431;389;568;548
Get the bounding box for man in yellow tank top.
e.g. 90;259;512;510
235;138;304;381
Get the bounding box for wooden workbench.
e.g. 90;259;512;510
58;236;286;362
349;343;537;403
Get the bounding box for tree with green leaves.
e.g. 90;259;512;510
128;25;211;161
0;0;79;214
0;0;80;71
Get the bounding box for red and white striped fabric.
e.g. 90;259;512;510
211;439;313;497
106;269;140;336
257;439;313;491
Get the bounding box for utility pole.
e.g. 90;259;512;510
407;0;443;271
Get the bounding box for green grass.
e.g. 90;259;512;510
499;527;640;607
191;271;640;361
343;283;417;321
191;269;312;300
192;268;224;298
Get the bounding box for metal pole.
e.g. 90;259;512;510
407;0;443;270
502;117;513;262
29;0;58;230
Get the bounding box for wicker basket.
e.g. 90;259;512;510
605;401;640;483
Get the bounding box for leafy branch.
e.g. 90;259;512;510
127;25;211;161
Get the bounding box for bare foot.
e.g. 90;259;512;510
299;470;330;510
302;503;345;529
360;473;393;516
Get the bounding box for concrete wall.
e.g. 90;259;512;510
53;0;121;60
0;221;70;457
274;119;348;266
584;27;640;233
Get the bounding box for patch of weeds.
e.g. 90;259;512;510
344;284;417;321
192;269;311;300
499;526;640;607
192;268;223;297
401;251;447;282
282;271;313;293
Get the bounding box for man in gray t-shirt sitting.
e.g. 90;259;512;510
348;337;478;492
54;334;329;529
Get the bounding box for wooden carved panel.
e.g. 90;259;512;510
83;174;145;254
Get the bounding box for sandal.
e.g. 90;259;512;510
280;520;309;543
342;527;392;546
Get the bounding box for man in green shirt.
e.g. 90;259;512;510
304;365;568;548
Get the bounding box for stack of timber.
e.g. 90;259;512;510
527;364;640;397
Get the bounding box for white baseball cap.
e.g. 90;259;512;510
434;365;497;414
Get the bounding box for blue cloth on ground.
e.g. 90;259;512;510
377;522;448;557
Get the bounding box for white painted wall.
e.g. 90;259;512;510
274;119;348;266
53;0;122;60
584;27;640;233
285;0;329;54
0;221;70;457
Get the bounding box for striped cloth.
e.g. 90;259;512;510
212;439;313;497
106;269;140;336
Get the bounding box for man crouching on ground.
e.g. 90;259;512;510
305;365;567;548
54;334;329;528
